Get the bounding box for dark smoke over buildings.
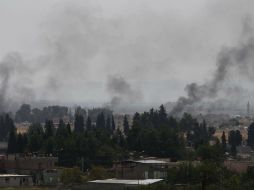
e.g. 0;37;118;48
170;20;254;115
0;53;35;112
106;76;143;111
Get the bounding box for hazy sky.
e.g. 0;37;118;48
1;0;254;110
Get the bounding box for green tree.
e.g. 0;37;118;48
27;123;44;152
56;119;68;137
179;113;197;132
228;130;236;146
86;116;92;131
111;115;116;132
158;104;167;124
231;144;237;157
66;123;72;135
7;126;17;154
221;131;227;152
96;112;105;129
235;130;242;146
16;133;26;153
106;117;111;132
44;120;54;139
74;114;84;133
123;115;129;135
248;123;254;148
196;144;224;163
15;104;32;122
228;130;237;156
60;167;82;185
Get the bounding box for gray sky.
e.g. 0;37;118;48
1;0;254;111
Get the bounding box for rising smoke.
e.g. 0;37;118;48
1;1;254;114
170;19;254;115
0;53;35;112
106;76;143;110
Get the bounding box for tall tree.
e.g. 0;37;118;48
56;119;67;137
96;113;105;129
7;126;17;154
221;131;227;152
159;104;167;124
248;123;254;147
74;114;84;133
15;104;32;122
106;117;111;132
235;130;242;146
27;123;44;152
228;130;236;146
66;123;72;135
111;116;116;132
123;115;129;135
86;116;92;131
45;120;54;139
231;144;237;157
228;130;238;156
16;133;25;153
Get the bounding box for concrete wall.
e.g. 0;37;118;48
0;176;32;187
0;156;57;171
114;162;169;179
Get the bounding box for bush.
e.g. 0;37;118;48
60;167;82;185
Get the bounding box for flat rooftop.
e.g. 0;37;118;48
89;178;163;185
134;160;167;164
0;174;31;177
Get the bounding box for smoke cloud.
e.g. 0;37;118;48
1;1;254;113
106;76;143;111
170;19;254;115
0;53;36;112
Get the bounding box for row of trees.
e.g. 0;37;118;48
15;104;113;124
0;114;16;140
7;105;222;168
7;117;127;168
74;112;117;134
9;104;254;170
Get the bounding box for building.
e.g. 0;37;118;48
0;154;58;185
15;122;31;134
113;114;133;132
113;159;181;179
42;169;60;186
0;174;32;187
86;178;163;190
224;160;254;173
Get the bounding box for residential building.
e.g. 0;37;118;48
0;174;32;187
86;178;163;190
113;159;181;179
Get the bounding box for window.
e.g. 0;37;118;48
145;171;149;179
5;177;9;184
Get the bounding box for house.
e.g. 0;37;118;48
0;174;32;187
86;178;163;190
42;169;59;186
113;114;133;132
0;154;58;185
113;159;181;179
224;160;254;173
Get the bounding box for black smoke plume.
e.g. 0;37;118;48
106;76;143;110
170;20;254;115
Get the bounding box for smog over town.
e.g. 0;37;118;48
2;1;254;189
0;0;254;114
